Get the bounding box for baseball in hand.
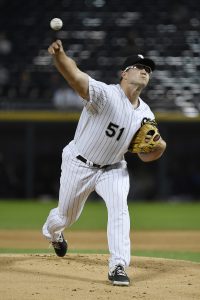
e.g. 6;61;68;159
50;18;63;31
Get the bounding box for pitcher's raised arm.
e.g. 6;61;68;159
48;40;89;100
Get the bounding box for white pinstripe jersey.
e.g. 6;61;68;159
73;76;155;165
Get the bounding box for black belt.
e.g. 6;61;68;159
76;155;110;169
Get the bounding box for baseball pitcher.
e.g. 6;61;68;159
42;40;166;286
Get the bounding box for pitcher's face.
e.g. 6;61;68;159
122;64;151;88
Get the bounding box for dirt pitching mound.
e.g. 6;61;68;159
0;254;199;300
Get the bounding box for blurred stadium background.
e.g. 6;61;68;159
0;0;200;201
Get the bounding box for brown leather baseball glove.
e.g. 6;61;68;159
128;119;161;153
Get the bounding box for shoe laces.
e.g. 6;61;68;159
114;265;127;276
51;234;63;249
56;233;64;243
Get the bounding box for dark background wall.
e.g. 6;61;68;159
1;118;199;200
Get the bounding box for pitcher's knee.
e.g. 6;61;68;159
46;210;67;233
55;214;68;230
47;207;79;232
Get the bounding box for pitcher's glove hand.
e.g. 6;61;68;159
128;119;161;153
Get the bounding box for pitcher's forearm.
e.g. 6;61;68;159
53;52;79;85
48;40;89;99
138;139;166;162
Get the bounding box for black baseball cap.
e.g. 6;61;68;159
122;54;156;72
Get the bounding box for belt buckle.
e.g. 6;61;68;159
86;160;94;167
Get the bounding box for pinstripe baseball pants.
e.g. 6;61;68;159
42;143;131;269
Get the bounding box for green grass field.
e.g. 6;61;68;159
0;199;200;230
0;200;200;262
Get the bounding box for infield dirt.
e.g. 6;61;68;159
0;230;200;300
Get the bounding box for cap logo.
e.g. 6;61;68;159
138;54;144;59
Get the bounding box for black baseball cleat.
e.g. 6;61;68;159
108;264;130;286
51;233;68;257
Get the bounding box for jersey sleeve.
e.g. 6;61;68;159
82;76;108;114
142;100;155;120
148;109;155;120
